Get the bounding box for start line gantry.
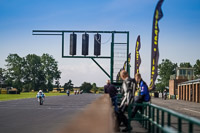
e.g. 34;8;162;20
32;30;130;85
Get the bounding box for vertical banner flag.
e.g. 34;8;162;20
116;53;131;81
149;0;164;91
123;53;131;70
128;53;131;68
134;35;141;75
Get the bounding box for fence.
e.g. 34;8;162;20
128;102;200;133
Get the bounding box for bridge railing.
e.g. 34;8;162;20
127;102;200;133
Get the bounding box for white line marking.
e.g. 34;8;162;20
183;108;200;114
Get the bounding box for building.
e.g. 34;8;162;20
178;78;200;103
169;67;195;97
52;88;64;92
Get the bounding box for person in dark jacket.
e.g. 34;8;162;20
105;80;120;132
108;83;118;112
104;80;110;94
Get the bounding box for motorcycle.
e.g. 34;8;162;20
39;96;44;105
37;94;45;105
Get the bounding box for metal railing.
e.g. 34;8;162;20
127;102;200;133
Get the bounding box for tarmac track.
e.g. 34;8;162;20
151;98;200;119
151;98;200;133
0;93;101;133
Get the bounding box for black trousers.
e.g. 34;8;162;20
131;98;143;118
115;105;129;128
116;111;129;128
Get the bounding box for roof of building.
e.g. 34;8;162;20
176;67;195;70
178;78;200;85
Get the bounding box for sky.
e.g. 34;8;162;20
1;0;200;87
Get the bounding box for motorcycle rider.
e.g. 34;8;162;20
36;90;45;102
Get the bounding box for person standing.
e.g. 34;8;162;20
107;82;118;112
104;80;110;94
66;89;70;96
119;70;136;112
117;70;136;132
105;80;120;132
163;89;167;100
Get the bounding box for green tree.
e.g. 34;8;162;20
64;80;74;91
0;68;6;88
194;59;200;78
4;53;61;92
91;83;98;93
155;82;165;92
5;54;24;91
23;54;43;91
180;62;192;68
80;82;92;93
23;53;61;91
97;87;104;93
157;59;177;90
41;54;61;91
0;68;3;81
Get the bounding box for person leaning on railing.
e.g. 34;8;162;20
119;70;136;112
131;73;150;118
106;80;118;112
116;70;136;132
104;80;110;94
104;80;120;132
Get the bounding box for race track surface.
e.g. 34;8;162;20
0;93;101;133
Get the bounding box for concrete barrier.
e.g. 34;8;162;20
59;94;115;133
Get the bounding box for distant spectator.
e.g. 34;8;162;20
104;80;110;94
66;89;70;96
107;83;118;112
163;89;167;100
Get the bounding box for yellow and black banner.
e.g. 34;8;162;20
149;0;164;91
116;53;131;81
134;35;141;75
123;53;131;70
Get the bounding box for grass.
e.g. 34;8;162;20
0;92;68;101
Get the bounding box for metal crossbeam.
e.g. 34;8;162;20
32;29;129;84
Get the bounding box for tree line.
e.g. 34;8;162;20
0;54;61;92
156;59;200;91
1;53;198;93
0;54;103;93
64;80;102;93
